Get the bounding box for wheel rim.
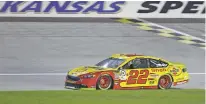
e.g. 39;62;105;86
159;75;171;88
99;76;111;89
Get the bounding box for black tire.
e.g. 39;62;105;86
96;75;113;90
158;75;173;89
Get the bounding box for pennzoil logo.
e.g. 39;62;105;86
170;68;179;73
170;68;179;75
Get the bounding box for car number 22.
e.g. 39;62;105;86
127;70;149;84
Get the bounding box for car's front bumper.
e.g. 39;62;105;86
64;75;88;89
64;82;88;89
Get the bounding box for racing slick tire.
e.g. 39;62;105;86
158;75;173;89
96;75;113;90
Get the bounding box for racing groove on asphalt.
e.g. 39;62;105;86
0;18;205;90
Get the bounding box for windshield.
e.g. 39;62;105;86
95;58;125;68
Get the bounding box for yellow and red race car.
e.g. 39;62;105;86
65;54;189;90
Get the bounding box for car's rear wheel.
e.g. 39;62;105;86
158;75;172;89
96;75;113;90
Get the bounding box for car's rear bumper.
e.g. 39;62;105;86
173;72;189;86
173;79;189;86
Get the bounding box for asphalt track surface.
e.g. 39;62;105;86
0;18;205;91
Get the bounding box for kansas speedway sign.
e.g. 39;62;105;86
0;1;204;18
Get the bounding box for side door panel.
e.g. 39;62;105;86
119;58;171;88
119;68;152;87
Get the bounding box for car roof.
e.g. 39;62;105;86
111;54;162;60
111;54;145;58
110;54;170;65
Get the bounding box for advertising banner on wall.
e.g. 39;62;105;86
0;1;205;18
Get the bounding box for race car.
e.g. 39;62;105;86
65;54;189;90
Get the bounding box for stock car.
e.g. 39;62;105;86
65;54;189;90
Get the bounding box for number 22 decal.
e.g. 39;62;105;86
127;70;149;84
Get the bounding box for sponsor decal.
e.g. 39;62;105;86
170;68;179;75
149;80;155;84
177;81;187;85
0;1;125;13
151;68;167;72
126;70;149;84
119;70;127;80
150;74;159;78
114;73;120;80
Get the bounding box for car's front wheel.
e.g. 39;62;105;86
96;75;113;90
158;75;173;89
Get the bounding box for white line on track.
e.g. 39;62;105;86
137;18;205;42
0;73;205;76
189;73;206;75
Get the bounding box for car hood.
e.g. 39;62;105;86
68;66;113;76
